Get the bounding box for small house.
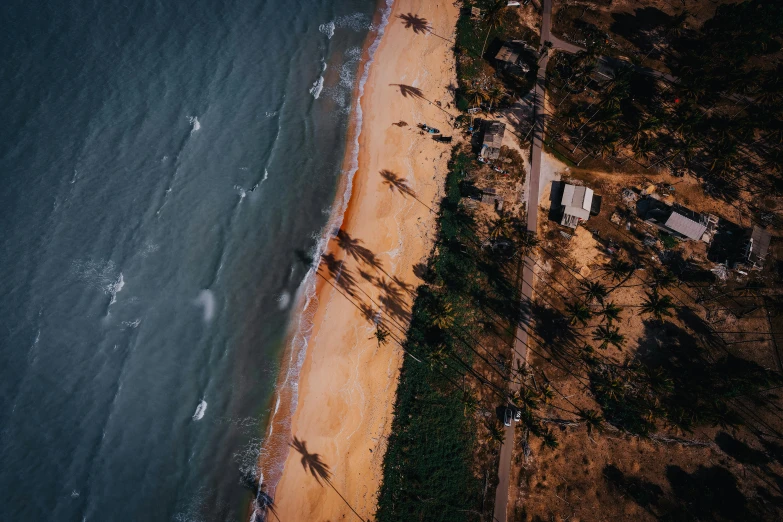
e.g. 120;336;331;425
495;45;530;76
560;184;594;229
479;121;506;161
471;7;482;20
639;199;717;242
744;225;772;269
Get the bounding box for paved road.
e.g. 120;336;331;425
491;0;553;520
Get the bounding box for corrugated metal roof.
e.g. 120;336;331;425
750;225;772;258
664;211;707;240
495;46;520;64
561;184;575;207
561;184;593;212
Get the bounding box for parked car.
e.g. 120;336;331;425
513;408;522;423
503;407;513;427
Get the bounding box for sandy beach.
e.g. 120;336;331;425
258;0;458;519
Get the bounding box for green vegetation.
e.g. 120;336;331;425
548;0;783;213
659;232;678;249
376;149;508;521
454;1;536;113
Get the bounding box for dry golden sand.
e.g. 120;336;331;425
263;1;459;520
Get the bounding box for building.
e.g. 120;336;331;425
495;45;530;75
639;199;717;242
560;184;594;229
744;225;772;269
479;121;506;161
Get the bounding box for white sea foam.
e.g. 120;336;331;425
319;20;335;39
309;75;324;99
72;259;121;298
335;12;372;31
263;169;269;182
194;289;216;323
264;111;278;118
187;116;201;133
234;184;247;200
70;169;78;184
109;273;124;305
256;0;395;496
141;241;160;257
122;319;141;329
192;399;207;421
277;291;291;310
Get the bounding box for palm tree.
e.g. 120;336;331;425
486;85;505;113
598;302;622;325
484;422;505;445
580;280;609;304
540;428;559;450
602;259;634;283
641;290;675;322
428;343;449;369
432;301;455;330
480;0;506;57
596;376;624;401
650;268;678;289
512;388;540;410
592;324;625;349
488;214;514;240
517;230;540;256
370;325;390;348
566;301;592;326
461;389;478;417
578;409;604;435
539;385;555;403
465;83;488;112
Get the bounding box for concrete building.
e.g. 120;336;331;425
560;184;594;229
495;45;530;75
479;121;506;161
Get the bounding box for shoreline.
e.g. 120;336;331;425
255;0;395;497
257;0;459;519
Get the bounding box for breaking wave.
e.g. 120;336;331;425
257;0;395;496
309;75;324;99
187;115;201;133
319;20;335;39
192;399;207;421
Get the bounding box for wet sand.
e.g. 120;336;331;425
263;0;459;519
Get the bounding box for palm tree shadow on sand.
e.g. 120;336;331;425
380;169;417;198
389;84;455;119
390;83;425;100
380;169;435;214
398;13;453;42
399;13;430;34
289;437;369;521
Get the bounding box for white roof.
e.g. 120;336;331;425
561;185;593;218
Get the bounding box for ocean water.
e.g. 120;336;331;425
0;0;378;520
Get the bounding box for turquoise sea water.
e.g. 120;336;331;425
0;0;377;520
